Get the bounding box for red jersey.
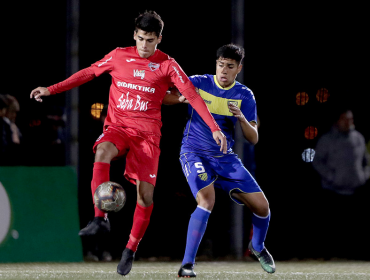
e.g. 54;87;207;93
91;47;191;135
48;46;220;136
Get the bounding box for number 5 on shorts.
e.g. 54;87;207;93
195;162;205;173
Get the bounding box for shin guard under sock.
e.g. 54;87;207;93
182;206;211;265
251;210;270;252
91;162;110;217
126;202;154;252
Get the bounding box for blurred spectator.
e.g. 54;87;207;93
1;95;12;164
312;107;370;259
313;108;370;196
0;94;22;165
4;94;22;145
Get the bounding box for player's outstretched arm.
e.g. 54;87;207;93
30;67;96;103
30;87;51;103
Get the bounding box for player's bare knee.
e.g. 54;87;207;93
197;197;215;211
137;189;154;207
137;195;153;207
253;204;270;217
95;143;117;162
245;193;269;217
94;148;106;161
196;186;215;211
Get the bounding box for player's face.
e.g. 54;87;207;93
215;58;242;88
134;29;162;58
337;110;354;132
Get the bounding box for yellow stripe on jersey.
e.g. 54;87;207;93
214;75;235;90
199;89;242;116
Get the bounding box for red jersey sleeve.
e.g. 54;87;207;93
167;60;194;93
181;87;220;132
48;49;118;94
47;67;96;95
166;60;220;132
90;49;117;77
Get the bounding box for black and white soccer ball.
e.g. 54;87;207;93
94;181;126;212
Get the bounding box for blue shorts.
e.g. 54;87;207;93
179;152;262;205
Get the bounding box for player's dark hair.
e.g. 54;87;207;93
216;44;245;65
135;11;164;37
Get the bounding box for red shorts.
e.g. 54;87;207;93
93;126;161;186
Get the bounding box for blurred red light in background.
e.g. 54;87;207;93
304;126;318;139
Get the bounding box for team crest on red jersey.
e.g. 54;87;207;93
148;62;160;71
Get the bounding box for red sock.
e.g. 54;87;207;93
126;202;154;252
91;162;110;217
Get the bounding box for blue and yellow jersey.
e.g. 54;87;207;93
181;74;257;156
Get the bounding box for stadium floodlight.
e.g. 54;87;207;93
304;126;318;140
91;102;104;119
302;148;315;162
295;92;309;106
316;88;330;103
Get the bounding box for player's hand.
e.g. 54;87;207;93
30;87;51;102
228;103;245;121
213;130;227;154
163;87;189;105
178;95;189;103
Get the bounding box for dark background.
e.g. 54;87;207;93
1;1;369;261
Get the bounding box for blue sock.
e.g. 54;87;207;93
182;206;211;265
251;210;270;252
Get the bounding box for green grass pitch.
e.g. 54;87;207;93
1;261;370;279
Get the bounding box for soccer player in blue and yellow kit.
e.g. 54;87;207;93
164;44;275;277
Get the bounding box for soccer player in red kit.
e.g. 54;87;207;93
30;11;226;276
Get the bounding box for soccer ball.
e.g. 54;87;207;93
94;181;126;212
